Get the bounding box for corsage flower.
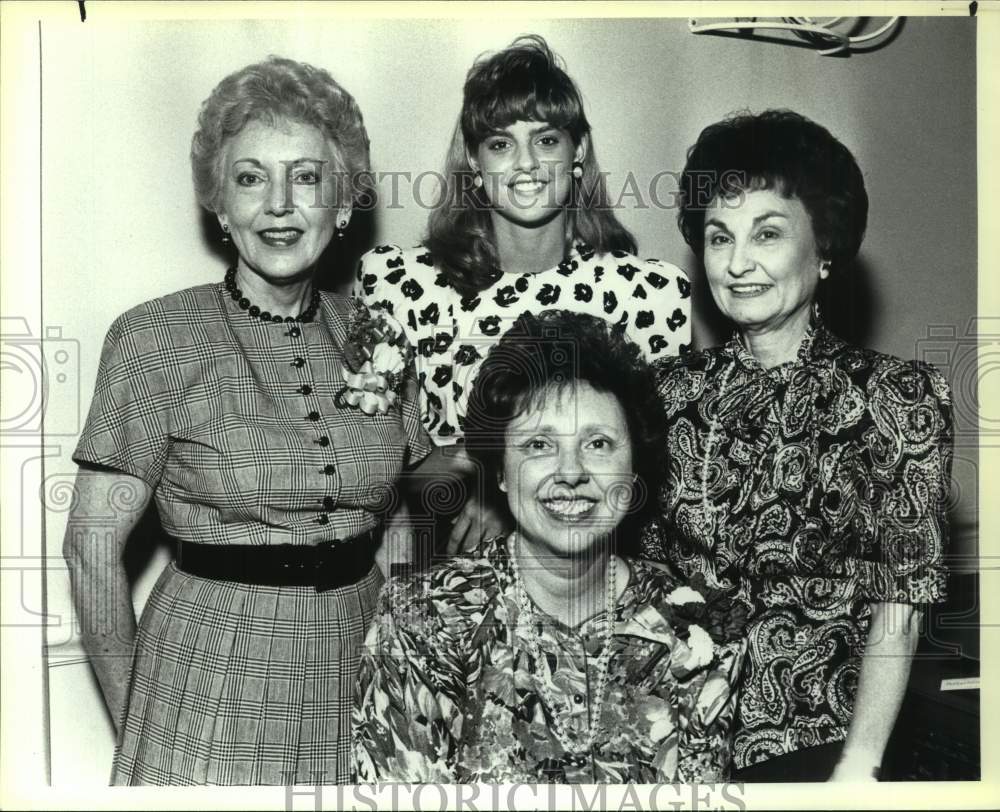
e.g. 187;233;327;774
336;303;412;415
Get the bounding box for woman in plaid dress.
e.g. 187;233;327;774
62;57;431;786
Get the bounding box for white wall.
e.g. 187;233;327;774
39;16;978;784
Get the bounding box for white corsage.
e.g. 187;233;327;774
684;623;716;670
336;303;412;416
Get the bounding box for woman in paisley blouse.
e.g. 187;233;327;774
643;110;953;782
354;35;690;554
63;57;430;785
353;311;745;783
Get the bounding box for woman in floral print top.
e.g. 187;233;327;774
642;111;953;782
353;311;746;783
353;36;689;554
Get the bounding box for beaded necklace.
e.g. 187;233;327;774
224;267;320;324
508;533;617;755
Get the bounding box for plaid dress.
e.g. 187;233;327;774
74;281;431;785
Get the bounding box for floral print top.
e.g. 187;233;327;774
641;319;953;770
354;244;691;445
352;535;746;783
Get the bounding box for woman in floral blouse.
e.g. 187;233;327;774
643;110;953;781
354;35;690;554
353;311;746;783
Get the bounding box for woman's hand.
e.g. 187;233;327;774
446;491;513;555
63;469;152;734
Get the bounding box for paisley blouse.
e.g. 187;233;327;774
641;320;953;770
353;535;746;783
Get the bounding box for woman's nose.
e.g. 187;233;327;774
727;239;755;276
266;179;295;216
513;142;539;172
554;447;589;486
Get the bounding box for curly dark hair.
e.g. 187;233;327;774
463;310;666;536
424;35;637;296
677;109;868;273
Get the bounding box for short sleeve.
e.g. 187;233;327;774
851;361;953;604
354;244;411;323
620;257;692;360
356;245;454;446
73;308;172;488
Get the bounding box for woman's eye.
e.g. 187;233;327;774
521;438;551;453
292;170;320;185
487;139;510;152
706;232;731;247
587;437;612;451
236;172;265;187
537;134;560;147
757;228;780;241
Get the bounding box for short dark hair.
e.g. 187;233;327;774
464;310;666;533
677;109;868;273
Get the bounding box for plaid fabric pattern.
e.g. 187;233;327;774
112;563;383;785
74;283;431;543
74;281;431;785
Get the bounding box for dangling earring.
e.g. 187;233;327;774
220;223;231;245
571;161;584;180
335;218;348;240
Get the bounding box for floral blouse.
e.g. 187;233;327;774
354;244;691;445
641;319;953;770
353;535;746;783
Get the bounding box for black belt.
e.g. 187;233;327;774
175;530;377;592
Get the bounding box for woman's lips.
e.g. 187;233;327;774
508;178;548;196
258;228;304;247
539;496;599;523
728;283;772;298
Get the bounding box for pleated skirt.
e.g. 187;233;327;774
111;561;383;786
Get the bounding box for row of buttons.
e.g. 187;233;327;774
288;341;337;526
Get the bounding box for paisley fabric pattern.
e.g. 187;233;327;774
642;320;953;770
352;535;745;783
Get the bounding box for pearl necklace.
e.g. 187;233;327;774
508;534;617;755
224;267;320;324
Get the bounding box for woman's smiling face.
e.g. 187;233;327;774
473;119;583;229
702;187;826;339
500;381;634;558
218;118;345;285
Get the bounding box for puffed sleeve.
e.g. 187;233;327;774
352;577;463;783
852;360;953;604
353;245;411;325
632;258;692;360
72;306;172;488
352;245;444;448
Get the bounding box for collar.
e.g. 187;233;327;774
724;310;831;381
